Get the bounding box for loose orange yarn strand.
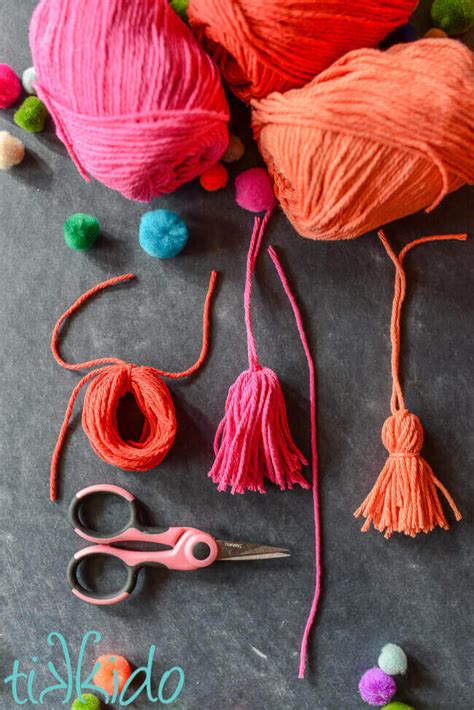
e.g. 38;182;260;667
50;272;217;501
354;231;466;537
379;231;468;415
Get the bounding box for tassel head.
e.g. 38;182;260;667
355;408;462;538
382;409;423;455
209;366;310;494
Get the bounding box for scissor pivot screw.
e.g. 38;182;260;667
192;542;212;561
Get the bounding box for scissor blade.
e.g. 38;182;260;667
216;540;290;562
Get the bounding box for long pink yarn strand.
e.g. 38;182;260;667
267;246;320;679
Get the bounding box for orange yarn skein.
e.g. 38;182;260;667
187;0;417;102
252;39;474;241
50;272;217;501
354;231;466;538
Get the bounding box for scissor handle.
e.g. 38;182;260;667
69;484;169;543
67;546;147;605
69;530;219;605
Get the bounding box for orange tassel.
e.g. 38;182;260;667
354;230;466;538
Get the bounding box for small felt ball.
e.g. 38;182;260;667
14;96;48;133
424;27;449;37
22;66;37;95
64;213;100;250
170;0;189;20
0;130;25;170
139;209;188;258
0;63;22;108
71;693;102;710
200;162;228;191
382;703;415;710
222;134;245;163
235;167;277;213
431;0;474;35
378;644;408;676
93;654;131;696
359;667;397;706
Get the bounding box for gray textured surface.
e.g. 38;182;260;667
0;2;473;708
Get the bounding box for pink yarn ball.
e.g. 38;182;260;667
29;0;229;201
235;167;277;213
359;667;397;706
0;64;21;109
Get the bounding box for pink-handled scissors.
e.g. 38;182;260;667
68;484;290;605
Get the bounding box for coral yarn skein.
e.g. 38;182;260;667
188;0;417;102
252;40;474;241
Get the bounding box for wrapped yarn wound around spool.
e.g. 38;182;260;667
29;0;229;201
252;39;474;241
187;0;418;102
50;272;217;501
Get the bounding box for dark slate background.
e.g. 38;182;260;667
0;2;472;708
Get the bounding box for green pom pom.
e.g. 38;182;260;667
170;0;189;20
431;0;474;35
64;213;100;250
13;97;48;133
71;694;102;710
383;703;415;710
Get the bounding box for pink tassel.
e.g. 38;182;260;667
209;211;310;494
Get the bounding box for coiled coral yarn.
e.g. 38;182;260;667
252;39;474;241
187;0;418;102
29;0;229;201
50;272;217;501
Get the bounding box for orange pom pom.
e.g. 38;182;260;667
424;27;448;37
93;655;132;696
200;162;228;191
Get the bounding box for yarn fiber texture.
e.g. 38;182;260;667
29;0;229;201
252;39;474;241
188;0;417;102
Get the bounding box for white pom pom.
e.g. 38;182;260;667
22;66;37;95
378;643;408;676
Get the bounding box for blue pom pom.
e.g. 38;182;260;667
380;23;417;48
139;209;188;259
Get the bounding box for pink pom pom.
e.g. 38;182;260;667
359;667;397;706
235;167;277;213
0;64;22;109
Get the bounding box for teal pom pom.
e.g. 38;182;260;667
71;694;102;710
139;209;188;258
13;97;48;133
64;213;100;250
378;644;408;676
